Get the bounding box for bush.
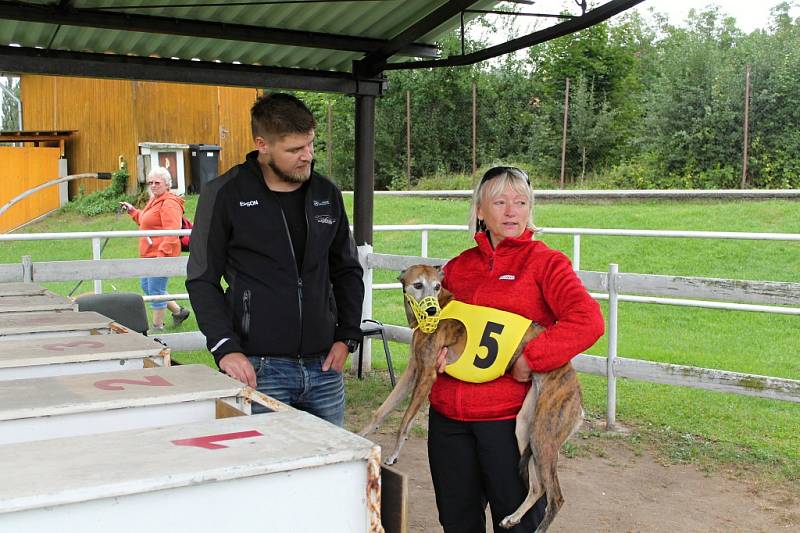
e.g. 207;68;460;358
61;168;138;216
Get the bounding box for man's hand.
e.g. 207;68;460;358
322;341;349;373
511;355;533;383
219;352;257;388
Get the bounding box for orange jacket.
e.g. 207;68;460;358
128;192;185;258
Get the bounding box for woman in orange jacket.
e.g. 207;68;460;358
120;167;190;332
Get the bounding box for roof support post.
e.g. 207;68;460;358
353;93;375;246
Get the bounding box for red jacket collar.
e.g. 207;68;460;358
475;228;535;256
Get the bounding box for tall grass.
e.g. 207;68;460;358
4;195;799;478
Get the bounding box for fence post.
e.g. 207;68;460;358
22;255;33;282
356;244;373;375
421;230;429;258
572;234;581;271
606;263;619;430
91;237;103;294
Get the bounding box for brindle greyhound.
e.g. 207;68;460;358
359;264;584;532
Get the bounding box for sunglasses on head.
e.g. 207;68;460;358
479;166;530;187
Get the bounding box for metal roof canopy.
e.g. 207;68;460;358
0;0;644;244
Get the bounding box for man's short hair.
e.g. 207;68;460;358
251;93;316;141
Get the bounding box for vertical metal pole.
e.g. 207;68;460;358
472;80;477;175
741;64;751;189
356;244;373;375
406;90;412;189
421;230;429;258
572;234;581;271
327;103;333;176
560;78;570;190
606;263;618;430
353;94;375;246
92;237;103;294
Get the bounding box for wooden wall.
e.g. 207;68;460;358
20;76;258;196
0;147;61;233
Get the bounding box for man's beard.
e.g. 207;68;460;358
268;158;312;184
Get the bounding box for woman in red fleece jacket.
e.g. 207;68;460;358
428;166;604;533
120;167;190;332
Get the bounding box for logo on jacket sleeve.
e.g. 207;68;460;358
314;214;336;225
313;199;331;207
239;200;259;208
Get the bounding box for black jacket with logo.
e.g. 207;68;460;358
186;151;364;364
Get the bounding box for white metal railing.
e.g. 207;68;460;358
359;251;800;429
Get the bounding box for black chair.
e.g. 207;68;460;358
75;292;150;335
358;319;396;387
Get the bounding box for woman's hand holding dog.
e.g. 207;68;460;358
511;356;533;382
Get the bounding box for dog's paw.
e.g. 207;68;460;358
499;515;519;529
384;452;399;466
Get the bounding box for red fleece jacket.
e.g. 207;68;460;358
429;229;605;421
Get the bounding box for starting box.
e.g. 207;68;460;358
0;364;261;445
0;310;118;340
0;411;382;532
0;331;170;381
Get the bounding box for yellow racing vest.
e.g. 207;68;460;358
440;300;532;383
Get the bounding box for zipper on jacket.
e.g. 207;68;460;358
488;256;494;272
241;289;251;342
277;204;304;355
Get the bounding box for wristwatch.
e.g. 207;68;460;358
342;338;360;353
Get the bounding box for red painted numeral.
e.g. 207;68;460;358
43;340;105;351
94;375;173;390
172;430;264;450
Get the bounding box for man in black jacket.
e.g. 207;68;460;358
186;93;364;426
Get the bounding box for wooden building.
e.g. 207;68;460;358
20;76;258;196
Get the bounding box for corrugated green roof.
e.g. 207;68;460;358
0;0;500;72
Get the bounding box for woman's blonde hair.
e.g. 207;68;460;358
468;167;535;234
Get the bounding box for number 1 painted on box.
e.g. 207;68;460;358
172;430;264;450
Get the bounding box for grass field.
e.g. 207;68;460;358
4;195;799;480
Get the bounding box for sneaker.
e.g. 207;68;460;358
151;324;165;333
172;307;191;327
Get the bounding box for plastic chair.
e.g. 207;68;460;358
75;292;150;335
358;319;396;387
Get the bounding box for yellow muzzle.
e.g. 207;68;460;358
404;293;442;333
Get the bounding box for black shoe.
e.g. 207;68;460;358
172;307;190;327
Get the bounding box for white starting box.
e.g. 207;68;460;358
0;412;382;532
0;364;259;445
0;282;49;297
0;331;170;381
0;310;117;340
0;292;76;313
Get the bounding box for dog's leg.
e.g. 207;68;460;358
502;364;584;532
499;447;544;529
384;365;437;465
358;355;418;437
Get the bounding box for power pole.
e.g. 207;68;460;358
741;64;751;189
406;90;412;189
327;103;333;176
560;78;570;190
472;80;477;175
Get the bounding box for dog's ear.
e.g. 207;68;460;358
397;268;407;284
434;265;444;280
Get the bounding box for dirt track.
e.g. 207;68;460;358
369;432;800;532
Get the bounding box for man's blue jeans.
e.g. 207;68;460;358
247;355;345;427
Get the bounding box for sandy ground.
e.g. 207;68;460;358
369;432;800;533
